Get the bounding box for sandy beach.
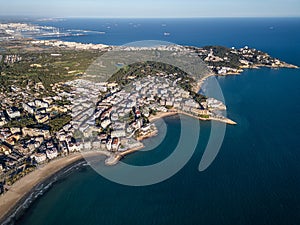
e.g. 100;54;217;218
0;151;110;224
0;109;235;223
148;111;178;122
192;72;215;93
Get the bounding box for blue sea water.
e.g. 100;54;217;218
16;18;300;225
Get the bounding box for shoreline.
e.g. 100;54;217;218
149;110;237;125
104;145;144;166
193;63;299;94
148;111;178;122
0;107;236;225
0;151;110;225
1;38;296;223
0;82;236;225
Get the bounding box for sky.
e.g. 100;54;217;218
0;0;299;18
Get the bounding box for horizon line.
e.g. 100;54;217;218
1;16;300;19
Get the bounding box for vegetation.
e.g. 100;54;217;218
0;50;104;92
201;46;241;69
48;113;72;133
200;114;209;118
4;116;36;128
109;61;207;104
53;99;71;106
5;166;36;186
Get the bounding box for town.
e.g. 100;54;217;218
0;22;298;196
0;68;230;195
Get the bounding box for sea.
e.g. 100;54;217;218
13;18;300;225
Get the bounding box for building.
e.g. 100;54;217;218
67;143;77;152
33;153;47;163
0;145;11;155
22;128;51;139
111;130;126;138
101;119;111;129
22;103;34;114
46;148;58;160
60;141;68;154
5;134;20;145
10;127;21;134
35;114;49;124
6;108;21;119
111;137;120;151
191;108;210;116
35;99;49;108
106;139;112;151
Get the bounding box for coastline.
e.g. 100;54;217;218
193;63;299;94
0;151;109;225
0;33;297;225
149;110;237;125
148;111;178;122
192;72;215;93
0;96;236;225
103;112;181;166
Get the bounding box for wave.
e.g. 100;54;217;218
1;160;87;225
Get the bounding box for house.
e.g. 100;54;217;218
46;148;58;160
35;100;49;108
101;119;111;129
173;102;181;108
59;141;68;154
111;137;120;151
22;103;34;114
111;112;119;121
67;143;77;153
106;138;112;151
135;110;141;118
46;142;54;149
100;139;107;149
33;153;47;163
6;108;21;119
10;127;21;134
111;130;126;138
5;134;20;145
0;145;11;155
191;108;210;116
166;100;174;107
35;114;49;124
22;128;51;139
0;118;7;127
75;142;83;151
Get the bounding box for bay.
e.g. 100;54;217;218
16;18;300;225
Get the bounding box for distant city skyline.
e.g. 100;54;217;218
0;0;300;18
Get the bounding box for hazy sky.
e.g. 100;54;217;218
0;0;299;18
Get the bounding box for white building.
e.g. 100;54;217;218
111;130;126;138
101;119;111;129
33;153;47;163
10;127;21;134
6;108;21;119
67;143;77;152
22;103;34;114
46;148;58;160
35;100;49;108
106;139;112;151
